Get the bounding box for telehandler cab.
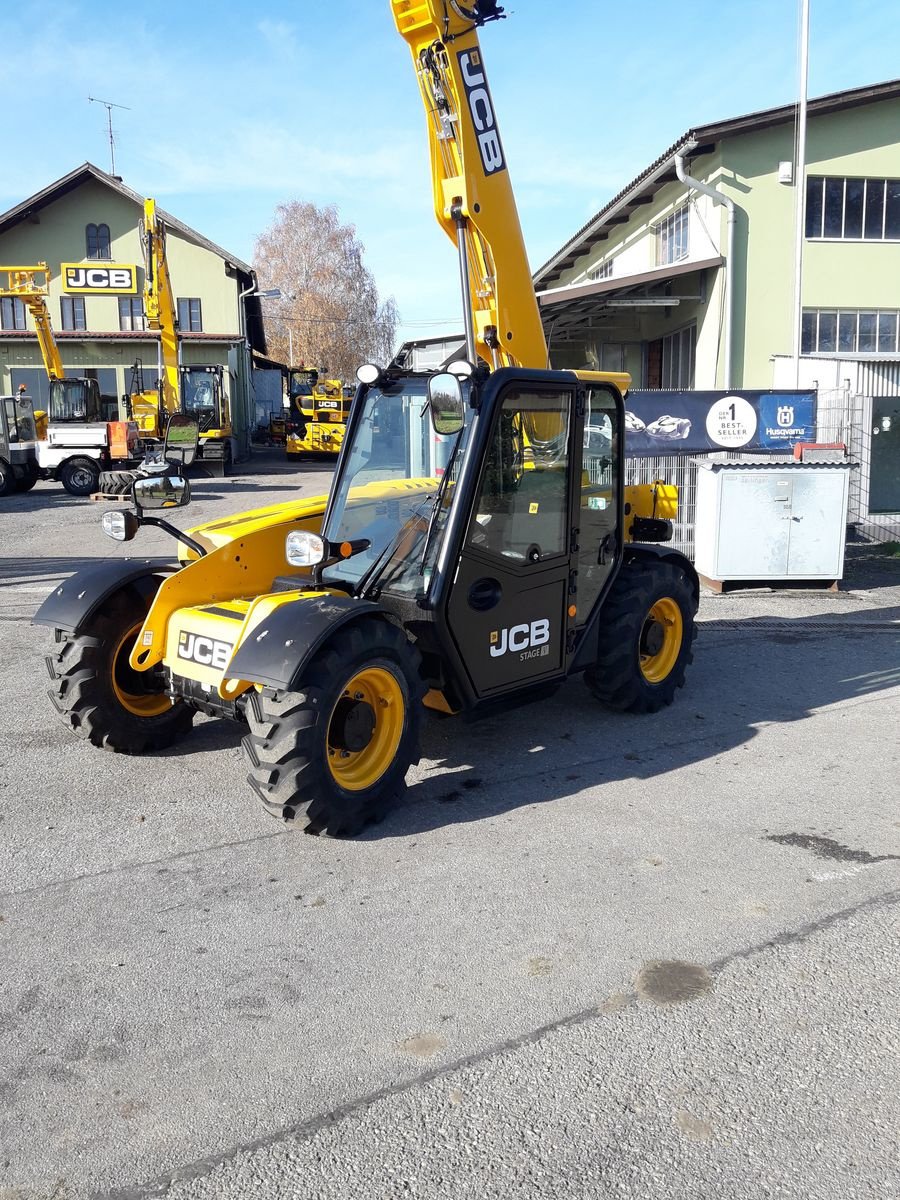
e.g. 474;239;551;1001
34;0;697;837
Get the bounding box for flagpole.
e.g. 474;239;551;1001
792;0;810;388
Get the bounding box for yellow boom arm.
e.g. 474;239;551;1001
142;199;180;414
0;263;65;380
391;0;547;370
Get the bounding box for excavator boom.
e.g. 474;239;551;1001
0;263;65;380
142;199;179;415
391;0;547;370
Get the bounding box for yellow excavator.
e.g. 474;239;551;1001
0;264;140;495
123;200;233;474
36;0;694;837
285;368;352;457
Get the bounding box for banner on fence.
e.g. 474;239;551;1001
623;390;816;457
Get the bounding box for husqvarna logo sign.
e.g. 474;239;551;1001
178;631;233;670
62;263;137;294
457;49;506;176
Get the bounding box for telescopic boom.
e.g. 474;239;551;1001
391;0;548;370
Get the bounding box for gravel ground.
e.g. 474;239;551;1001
0;452;898;1199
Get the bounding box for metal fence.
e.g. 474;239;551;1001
623;387;900;558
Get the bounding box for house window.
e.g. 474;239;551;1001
660;324;696;388
0;297;27;330
86;223;111;258
806;177;900;241
60;296;87;332
588;259;614;282
656;204;689;266
600;343;626;372
177;298;203;332
802;308;900;355
118;297;146;331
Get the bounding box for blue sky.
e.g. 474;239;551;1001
3;0;899;344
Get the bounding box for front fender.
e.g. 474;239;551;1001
33;559;176;634
225;594;389;692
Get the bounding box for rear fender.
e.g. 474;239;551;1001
623;543;699;609
32;560;176;635
224;594;389;693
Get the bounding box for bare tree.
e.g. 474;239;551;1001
254;202;398;381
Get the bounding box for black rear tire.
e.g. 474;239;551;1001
46;585;195;753
584;561;696;714
14;467;39;492
0;461;16;497
242;620;424;836
98;469;139;495
60;457;101;497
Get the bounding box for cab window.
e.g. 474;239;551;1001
469;389;572;563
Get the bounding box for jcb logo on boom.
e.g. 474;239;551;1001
61;263;137;294
457;49;506;176
489;619;550;660
177;631;233;670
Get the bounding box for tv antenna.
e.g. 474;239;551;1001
88;96;131;176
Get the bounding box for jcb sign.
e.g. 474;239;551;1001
62;263;137;295
457;49;505;176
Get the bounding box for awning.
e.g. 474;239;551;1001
536;256;724;337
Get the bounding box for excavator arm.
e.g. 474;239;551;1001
0;264;65;380
391;0;547;370
142;199;180;415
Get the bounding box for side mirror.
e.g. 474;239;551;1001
427;373;465;436
132;473;191;512
164;414;200;466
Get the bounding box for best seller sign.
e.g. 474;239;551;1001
61;264;138;294
624;390;816;457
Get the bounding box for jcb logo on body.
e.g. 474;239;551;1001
178;631;233;670
457;49;506;176
490;618;550;660
62;263;137;294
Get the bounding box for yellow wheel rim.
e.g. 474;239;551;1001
326;667;405;792
111;623;173;718
639;597;683;685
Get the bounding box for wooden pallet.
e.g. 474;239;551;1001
89;491;132;504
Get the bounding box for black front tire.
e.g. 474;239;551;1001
242;620;424;836
46;585;195;753
585;561;696;714
60;457;101;497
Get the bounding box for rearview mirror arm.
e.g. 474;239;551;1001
138;515;208;558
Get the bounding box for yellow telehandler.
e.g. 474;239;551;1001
35;0;695;836
285;368;352;457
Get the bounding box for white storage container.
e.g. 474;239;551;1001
694;459;854;589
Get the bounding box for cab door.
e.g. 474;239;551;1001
446;382;578;699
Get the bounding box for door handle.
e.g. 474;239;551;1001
468;577;502;611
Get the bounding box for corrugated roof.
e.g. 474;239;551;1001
0;162;254;276
534;77;900;287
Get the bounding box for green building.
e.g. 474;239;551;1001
534;79;900;527
0;163;267;457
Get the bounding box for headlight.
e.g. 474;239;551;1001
100;510;144;543
102;511;127;540
286;530;325;567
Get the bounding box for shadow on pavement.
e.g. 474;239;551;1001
366;608;900;839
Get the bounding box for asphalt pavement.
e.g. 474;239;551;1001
1;452;898;1199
